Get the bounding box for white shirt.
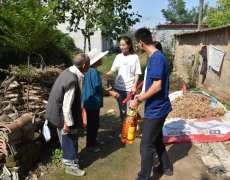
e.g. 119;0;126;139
62;65;84;126
142;67;147;93
111;53;142;91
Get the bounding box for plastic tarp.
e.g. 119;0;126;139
164;91;230;143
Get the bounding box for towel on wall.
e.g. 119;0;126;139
208;45;225;72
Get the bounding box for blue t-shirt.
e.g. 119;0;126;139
144;51;172;119
82;67;103;110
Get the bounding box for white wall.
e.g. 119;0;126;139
57;20;103;53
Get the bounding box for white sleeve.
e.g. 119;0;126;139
135;56;142;75
62;83;75;126
142;68;147;93
110;55;119;72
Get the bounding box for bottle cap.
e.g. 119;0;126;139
127;109;136;116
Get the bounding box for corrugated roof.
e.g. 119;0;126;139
174;24;230;36
157;24;200;28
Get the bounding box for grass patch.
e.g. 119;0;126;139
98;54;116;75
219;100;230;111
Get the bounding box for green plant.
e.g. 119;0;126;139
184;53;200;89
219;100;230;111
98;54;116;75
205;0;230;27
39;31;82;66
52;0;141;52
51;148;62;164
10;65;37;82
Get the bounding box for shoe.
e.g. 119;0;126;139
153;164;173;176
87;146;100;153
65;165;86;176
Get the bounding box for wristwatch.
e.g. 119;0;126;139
136;97;142;104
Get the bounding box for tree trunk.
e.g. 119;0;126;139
198;0;204;30
84;36;86;53
88;35;91;52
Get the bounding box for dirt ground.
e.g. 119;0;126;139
42;97;227;180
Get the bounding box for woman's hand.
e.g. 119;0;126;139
110;91;120;99
131;86;137;94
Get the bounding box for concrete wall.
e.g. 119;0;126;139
58;20;112;53
174;25;230;103
152;26;198;52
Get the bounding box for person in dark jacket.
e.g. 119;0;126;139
45;53;90;177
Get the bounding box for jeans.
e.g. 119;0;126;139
85;109;100;147
137;115;171;180
115;89;132;121
57;129;78;161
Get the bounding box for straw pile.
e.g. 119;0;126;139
168;93;226;119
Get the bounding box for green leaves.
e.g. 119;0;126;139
162;0;199;24
0;0;58;53
205;0;230;27
53;0;141;46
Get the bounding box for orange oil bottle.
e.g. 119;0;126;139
135;112;141;137
121;110;137;144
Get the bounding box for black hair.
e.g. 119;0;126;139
118;35;135;54
134;28;153;45
153;41;163;53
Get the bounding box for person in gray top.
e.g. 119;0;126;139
45;53;90;177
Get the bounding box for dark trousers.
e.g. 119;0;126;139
86;109;100;147
138;115;171;180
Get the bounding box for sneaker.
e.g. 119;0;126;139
152;164;173;176
65;165;86;176
87;146;100;153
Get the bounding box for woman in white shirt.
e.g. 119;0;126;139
106;36;142;122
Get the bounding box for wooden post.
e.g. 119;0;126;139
198;0;204;30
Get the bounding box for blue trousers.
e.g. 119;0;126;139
57;129;78;161
115;89;132;121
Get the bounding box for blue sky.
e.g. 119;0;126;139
130;0;217;29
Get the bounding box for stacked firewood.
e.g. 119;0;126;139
0;65;63;179
0;65;63;118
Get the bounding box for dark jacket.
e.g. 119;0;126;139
45;68;82;129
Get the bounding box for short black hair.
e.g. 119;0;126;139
134;28;153;45
153;41;163;53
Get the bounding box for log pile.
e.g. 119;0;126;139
0;66;63;179
0;113;40;179
168;93;226;119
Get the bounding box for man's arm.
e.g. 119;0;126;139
62;83;75;133
129;79;162;109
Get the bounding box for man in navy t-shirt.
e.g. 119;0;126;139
129;28;173;180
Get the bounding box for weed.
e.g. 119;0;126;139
184;53;200;89
51;148;62;164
